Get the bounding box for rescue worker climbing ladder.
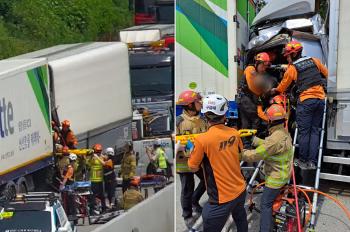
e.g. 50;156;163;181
271;40;328;169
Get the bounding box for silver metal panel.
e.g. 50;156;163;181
252;0;315;26
337;0;350;90
323;156;350;165
319;173;350;183
336;102;350;137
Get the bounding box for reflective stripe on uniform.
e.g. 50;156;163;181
256;145;269;159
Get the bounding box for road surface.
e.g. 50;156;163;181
176;175;350;232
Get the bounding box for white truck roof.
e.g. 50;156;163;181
12;42;132;135
0;59;47;79
120;24;174;43
252;0;315;26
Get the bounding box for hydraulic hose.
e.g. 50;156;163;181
291;166;302;232
303;189;350;222
248;182;350;228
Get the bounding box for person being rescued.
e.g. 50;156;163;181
60;119;78;149
237;52;276;146
123;177;144;210
240;104;293;232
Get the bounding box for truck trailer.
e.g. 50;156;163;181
1;42;132;196
176;0;256;114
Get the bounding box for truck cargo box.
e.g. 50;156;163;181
0;59;53;184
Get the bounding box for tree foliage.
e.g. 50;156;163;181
0;0;132;59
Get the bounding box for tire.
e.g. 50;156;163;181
17;182;27;194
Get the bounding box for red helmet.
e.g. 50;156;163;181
61;120;70;128
130;176;141;187
255;52;271;63
93;144;103;153
177;90;201;106
283;41;303;57
266;104;286;122
62;146;69;154
269;95;285;106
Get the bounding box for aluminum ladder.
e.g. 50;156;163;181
292;98;327;228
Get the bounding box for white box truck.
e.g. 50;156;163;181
176;0;256;117
1;42;133;195
248;0;350;182
0;59;53;193
12;42;133;153
120;24;174;44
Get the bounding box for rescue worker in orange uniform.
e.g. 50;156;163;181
176;90;206;228
60;154;78;220
271;41;328;169
189;94;248;232
237;52;273;146
61;120;78;149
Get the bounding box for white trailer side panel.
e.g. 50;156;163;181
49;43;132;135
336;0;350;90
0;59;52;178
120;29;162;43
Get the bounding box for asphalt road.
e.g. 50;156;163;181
76;186;158;232
176;175;350;232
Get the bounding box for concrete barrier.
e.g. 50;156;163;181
93;184;174;232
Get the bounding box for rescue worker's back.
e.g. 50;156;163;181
189;124;246;204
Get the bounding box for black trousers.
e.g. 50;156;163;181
91;182;106;212
238;94;261;148
238;94;260;130
122;179;131;193
179;170;206;219
105;180;116;203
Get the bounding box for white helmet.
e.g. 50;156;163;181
105;147;115;156
68;153;77;161
201;94;228;116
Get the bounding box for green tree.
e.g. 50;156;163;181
0;0;132;58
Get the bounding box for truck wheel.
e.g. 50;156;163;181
4;182;16;200
18;182;27;194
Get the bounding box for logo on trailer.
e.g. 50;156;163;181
0;97;14;138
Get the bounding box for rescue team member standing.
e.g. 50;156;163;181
103;147;117;209
238;53;272;131
146;140;168;176
240;104;293;232
88;143;106;213
61;120;78;149
60;154;78;219
188;94;248;232
120;142;137;193
176;90;206;228
271;41;328;169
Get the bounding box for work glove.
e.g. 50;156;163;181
252;136;263;147
185;140;194;152
175;140;184;154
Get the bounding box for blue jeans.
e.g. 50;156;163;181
296;98;325;163
260;186;281;232
202;191;248;232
